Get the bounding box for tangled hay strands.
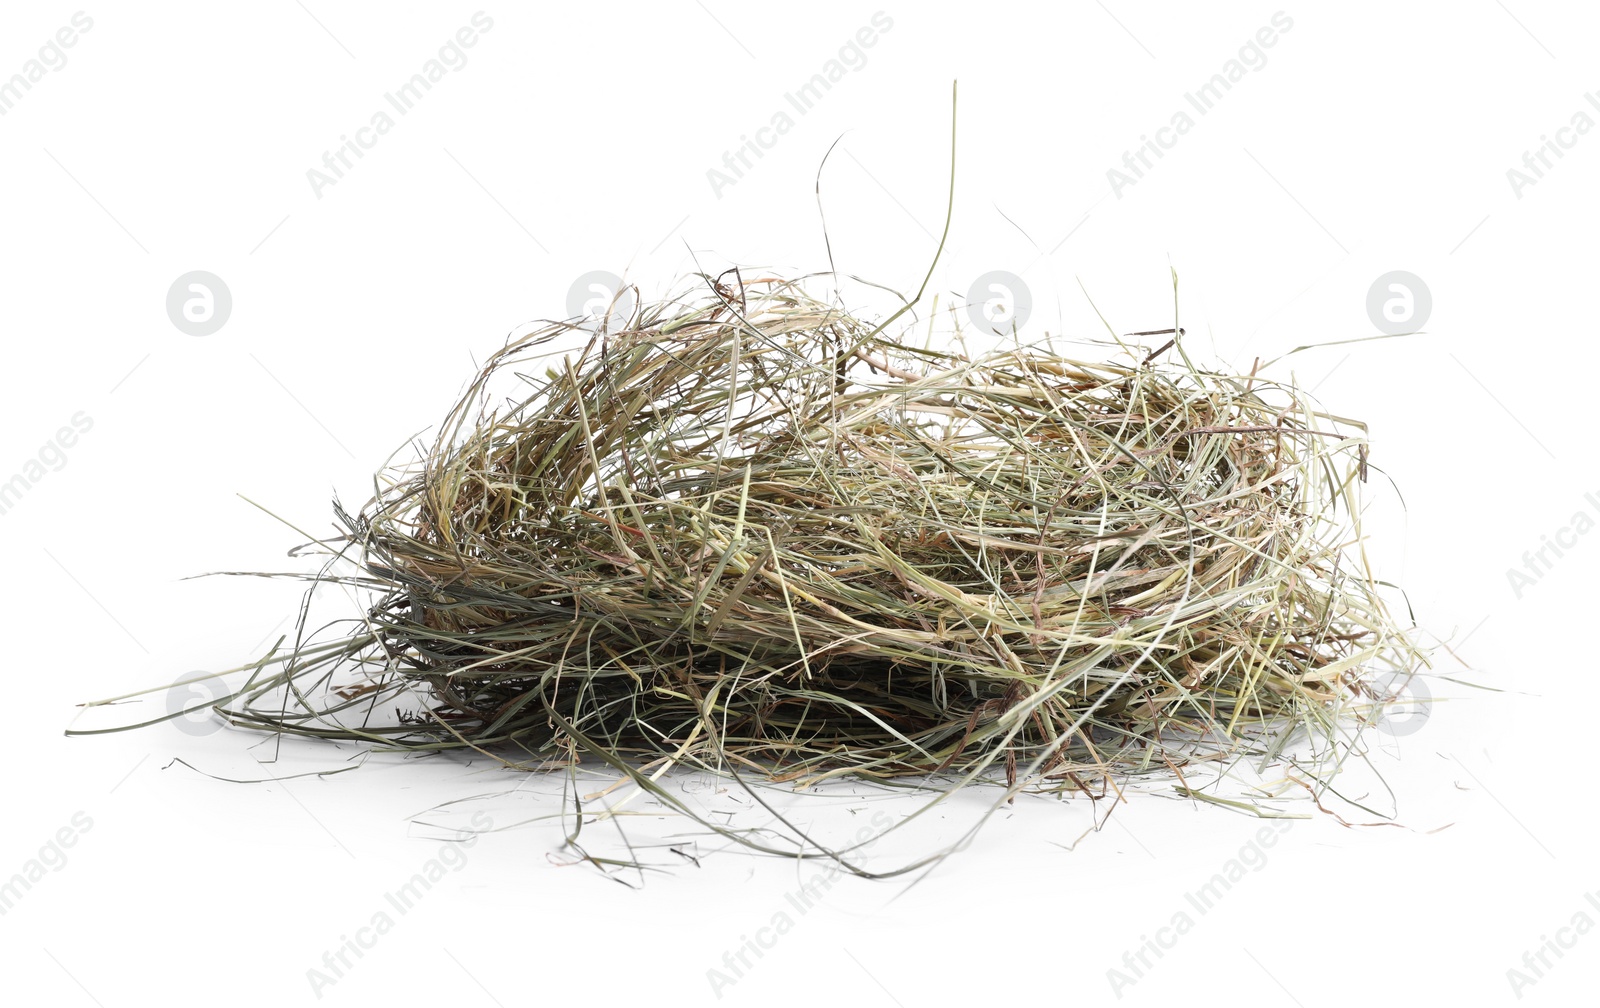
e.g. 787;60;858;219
74;268;1426;875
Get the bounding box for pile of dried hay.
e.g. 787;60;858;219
79;271;1425;868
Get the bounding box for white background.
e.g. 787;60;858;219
1;2;1595;1005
